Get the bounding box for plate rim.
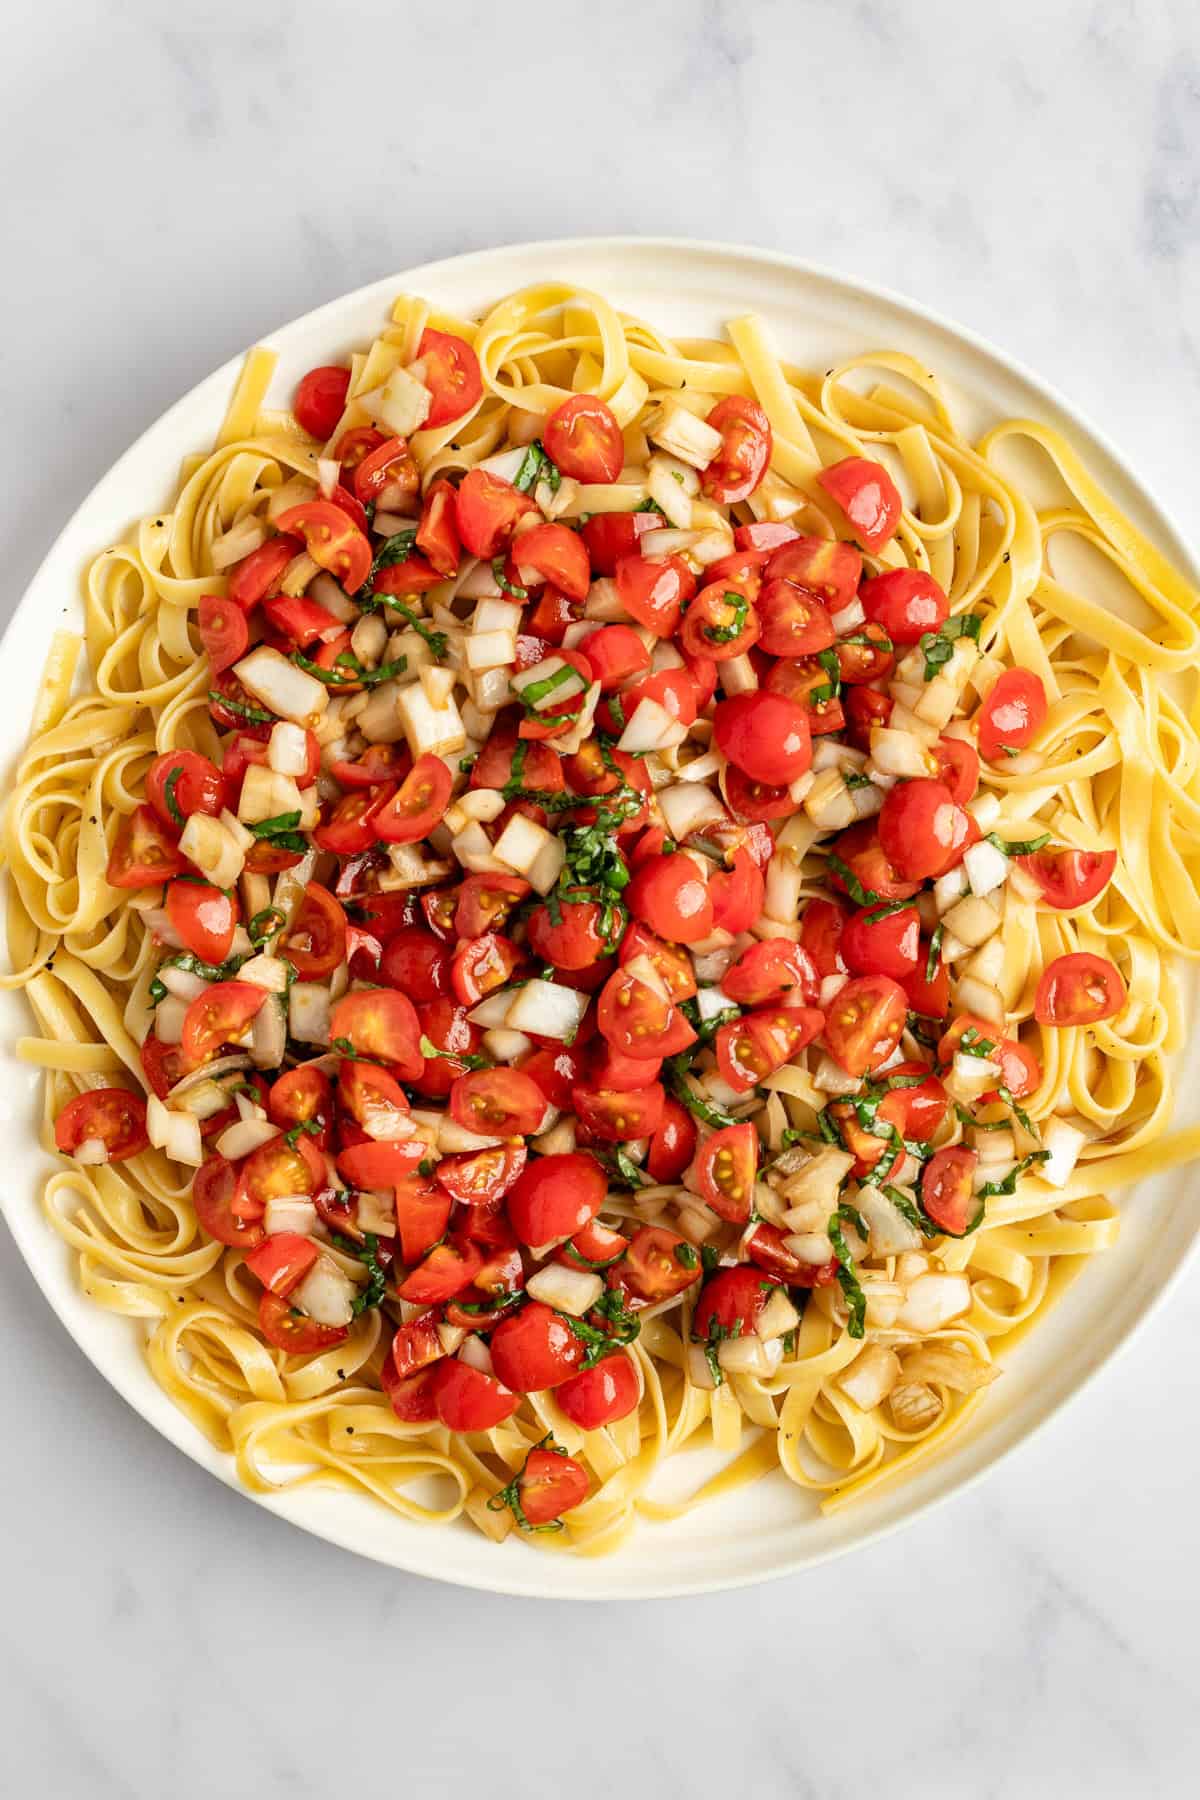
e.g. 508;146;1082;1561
2;233;1197;1600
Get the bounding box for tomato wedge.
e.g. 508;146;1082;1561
449;1069;546;1139
574;1083;665;1142
431;1359;519;1430
259;1290;348;1353
694;1122;758;1223
614;553;696;638
921;1147;983;1237
418;327;483;428
512;522;591;602
816;457;902;551
373;755;452;844
198;594;249;672
824;974;907;1076
227;535;303;611
280;882;347;980
274;500;371;593
193;1154;264;1249
978;668;1047;761
244;1233;319;1297
181;980;266;1062
1018;847;1116;910
544;394;624;483
490;1302;584;1392
329;988;423;1078
166;879;237;964
107;805;188;888
55;1088;148;1163
1034;953;1127;1027
701;397;772;504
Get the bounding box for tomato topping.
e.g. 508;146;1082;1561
455;468;536;559
373;755;452;845
828;821;921;902
146;750;226;832
516;1046;584;1114
227;535;304;611
754;579;836;658
294;365;350;440
1034;952;1127;1027
379;926;451;1000
196;593;248;673
724;938;819;1007
193;1154;264;1249
450;931;523;1006
55;1087;148;1163
679;581;761;661
280;882;347;980
333;426;386;472
411;999;483;1099
418;327;484;428
508;522;589;602
432;1359;519;1430
708;846;765;935
245;1233;319;1297
937;1015;1041;1098
556;1356;640;1431
472;724;564;794
764;655;845;735
921;1147;982;1238
694;1121;758;1223
413;479;462;576
644;1098;697;1184
824;974;907;1076
626;853;714;945
351;435;419;507
526;892;611;969
693;1266;772;1339
313;784;396;855
903;948;951;1021
574;1083;665;1142
611;666;698;733
105;804;186;889
166;879;237;964
259;1290;347;1353
841;902;922;980
180;980;265;1063
242;1136;324;1210
859;569;949;645
723;767;791;823
275;500;371;593
877;779;971;881
337;1057;411;1136
978;668;1048;761
714;691;812;785
580;624;652;691
381;1363;440;1424
877;1062;950;1142
507;1152;606;1245
450;873;527;942
449;1068;546;1139
701;397;772;504
580;510;660;574
618;1226;700;1305
398;1236;483;1306
542;393;624;483
766;536;861;610
490;1302;585;1392
714;1006;823;1093
1018;847;1116;909
816;456;903;551
597;964;696;1061
798;897;849;977
514;1446;589;1524
386;1315;445;1385
614;553;696;638
329;988;423;1078
617;924;696;1003
745;1222;831;1285
393;1180;453;1263
268;1066;333;1144
437;1142;527;1209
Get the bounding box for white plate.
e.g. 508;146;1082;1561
2;238;1197;1600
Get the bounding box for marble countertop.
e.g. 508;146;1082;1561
2;2;1198;1795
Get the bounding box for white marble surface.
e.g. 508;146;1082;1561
2;1;1199;1794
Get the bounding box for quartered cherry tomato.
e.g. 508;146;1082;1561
506;1152;606;1245
938;1015;1041;1098
398;1236;483;1306
708;846;765;935
816;456;903;551
526;893;611;969
823;974;907;1076
198;594;249;671
715;1006;823;1093
437;1142;527;1209
877;1062;950;1142
275;500;371;592
431;1360;519;1430
352;434;418;506
714;691;812;785
597;965;696;1061
418;327;484;428
512;521;591;601
765;536;861;611
329;988;423;1078
455;468;536;559
545;393;624;483
373;755;452;844
166;879;237;964
679;581;761;661
55;1088;148;1163
615;553;696;638
280;882;347;980
268;1065;334;1144
756;580;835;658
450;932;523;1006
449;1069;547;1138
1017;847;1116;909
619;1226;701;1304
313;784;396;854
192;1154;264;1249
181;980;266;1062
573;1083;665;1142
227;535;303;611
258;1290;348;1353
414;478;462;575
701;397;772;505
693;1266;772;1339
645;1097;697;1184
518;1447;590;1524
978;669;1048;761
379;926;451;1000
921;1147;982;1238
694;1122;758;1223
1034;953;1127;1027
827;821;921;902
581;510;660;574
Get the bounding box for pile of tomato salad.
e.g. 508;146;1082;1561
60;330;1127;1536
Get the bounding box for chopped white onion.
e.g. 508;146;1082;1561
526;1264;604;1316
294;1256;358;1328
214;1117;280;1161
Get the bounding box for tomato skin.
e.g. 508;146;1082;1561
268;1066;334;1144
275;500;371;593
679;581;762;662
409;999;481;1099
645;1097;697;1184
336;1136;425;1196
736;521;800;555
609;666;697;734
418;327;484;428
746;1222;816;1284
617;924;696;1003
816;456;903;552
373;755;453;846
580;624;651;691
765;536;862;610
379;927;451;1001
388;1180;451;1264
262;592;344;649
193;1154;264;1249
937;1015;1040;1097
512;522;591;602
693;1266;772;1340
828;821;921;903
490;1302;585;1392
410;478;461;578
455;468;536;559
903;949;951;1020
544;393;625;483
725;767;792;823
329;988;423;1080
244;1232;319;1298
626;853;714;945
107;805;188;889
859;569;949;645
708;846;765;935
516;1046;584;1114
615;553;696;638
618;1226;700;1305
472;724;564;795
398;1236;483;1306
799;897;850;977
146;749;226;830
694;1122;759;1223
259;1290;348;1353
294;365;350;439
928;735;979;806
701;396;772;504
1018;847;1116;910
181;980;266;1062
756;580;836;658
824;974;908;1076
715;1006;823;1093
453;873;529;941
842;685;892;752
450;932;523;1007
197;593;249;672
428;1359;517;1430
279;882;346;981
841;903;922;980
227;534;304;611
437;1142;527;1210
837;623;896;687
573;1083;665;1142
581;511;659;574
556;1355;640;1430
714;691;812;785
165;879;237;963
449;1069;547;1139
526;893;610;969
349;435;418;508
1035;952;1127;1027
921;1147;981;1238
597;964;696;1061
381;1362;440;1424
55;1088;148;1162
313;785;395;856
506;1152;606;1245
724;939;819;1008
386;1315;446;1386
878;1062;950;1142
333;425;386;472
878;779;971;881
515;1446;589;1524
764;656;845;735
978;668;1048;761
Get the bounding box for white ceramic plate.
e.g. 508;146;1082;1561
2;239;1196;1599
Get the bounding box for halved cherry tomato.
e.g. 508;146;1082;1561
352;434;419;506
844;684;894;750
242;1136;324;1210
597;965;696;1061
921;1147;982;1237
859;569;949;645
694;1122;758;1223
455;468;536;559
573;1083;665;1142
330;743;411;791
418;327;483;428
268;1066;333;1144
166;879;237;964
227;535;303;611
373;755;452;845
558;1218;629;1272
432;1359;519;1430
337;1057;411;1137
766;536;861;610
679;581;761;661
379;926;451;1000
527;585;581;644
454;873;529;940
903;947;950;1020
615;553;696;638
764;655;845;735
198;594;249;672
1018;847;1117;910
180;980;265;1062
516;647;596;743
617;924;697;1003
580;510;660;574
841;902;922;980
937;1015;1040;1098
878;779;971;881
259;1289;347;1353
437;1142;527;1208
824;974;907;1076
222;730;318;800
585;1041;660;1093
800;897;850;976
393;1179;453;1262
714;691;812;785
192;1154;264;1248
333;426;387;472
507;1151;606;1245
931;735;980;805
243;839;304;876
544;393;624;483
371;551;441;597
313;784;396;855
280;882;346;980
724;766;792;823
517;1446;589;1524
556;1356;640;1430
877;1062;950;1142
517;1046;584;1115
978;669;1048;761
415;479;461;576
756;580;836;658
244;1232;319;1297
701;397;772;504
55;1088;148;1163
645;1097;697;1184
140;1035;195;1099
580;624;651;691
107;805;187;889
490;1302;585;1392
693;1266;772;1338
275;500;371;592
399;1236;483;1305
745;1222;834;1285
387;1313;445;1383
411;999;483;1100
381;1363;440;1424
450;932;524;1006
609;666;697;734
329;988;423;1078
512;522;590;602
816;457;902;551
724;938;819;1007
626;853;713;944
619;1226;700;1305
1035;952;1127;1027
146;749;226;831
708;846;766;935
294;365;350;439
715;1006;823;1093
827;821;921;902
449;1069;546;1138
262;592;345;649
526;893;611;969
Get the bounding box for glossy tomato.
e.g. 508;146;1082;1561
573;1083;665;1142
454;468;536;559
921;1147;982;1237
694;1122;758;1223
877;779;971;881
625;853;714;944
645;1097;697;1183
227;535;303;611
1017;847;1116;909
198;593;249;671
506;1152;606;1245
723;938;819;1007
766;536;861;610
1034;953;1126;1027
614;553;696;638
816;457;902;551
418;328;484;428
54;1088;148;1163
374;755;452;844
294;365;350;439
619;1226;701;1304
543;393;624;483
448;1069;547;1138
841;902;922;979
275;500;371;592
431;1360;519;1430
701;397;772;505
859;569;949;644
556;1355;641;1430
181;980;265;1062
713;691;812;785
679;582;761;661
977;668;1047;761
107;805;188;888
192;1154;264;1249
281;882;347;980
329;988;423;1079
490;1302;585;1392
259;1290;348;1353
165;879;237;963
693;1266;772;1339
823;974;907;1076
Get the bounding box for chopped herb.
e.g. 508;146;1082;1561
417;1033;491;1071
148;948;246;1004
884;1184;940;1239
635;497;667;517
284;1118;322;1147
369;599;448;658
208;688;273;724
417;1157;435;1176
828;1208;866;1338
985;831;1052;857
977;1149;1051;1198
345;1233;386;1316
249;906;287;945
997;1085;1040;1138
860;895;914;927
515;662;578;710
917;611;982;681
925;923;944;982
809;646;843;707
593;1144;649;1189
704;590;751;646
458;754;477;775
162;765;186;830
664;1057;736;1129
824;852;880;908
842;770;873;791
331;1036;366;1060
513;441;561;495
492;557;528;599
487;1433;569;1533
840;629;894;652
957;1026;996;1059
607;693;626;732
673;1242;700;1270
556;1292;641;1370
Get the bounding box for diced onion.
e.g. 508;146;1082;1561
294;1257;357;1328
214;1117;280;1160
526;1264;604;1315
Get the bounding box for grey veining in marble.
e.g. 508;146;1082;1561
2;2;1199;1795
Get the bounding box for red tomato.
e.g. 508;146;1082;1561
556;1355;640;1430
165;879;237;964
455;468;536;559
180;980;265;1062
585;1041;659;1093
937;1015;1039;1097
694;1122;758;1223
490;1302;584;1392
841;902;922;979
140;1034;195;1099
766;536;861;611
714;691;812;785
268;1066;333;1143
764;655;845;735
693;1266;772;1338
512;522;590;602
398;1236;483;1305
824;974;908;1075
526;586;581;643
837;623;896;686
708;847;765;935
393;1180;453;1262
507;1152;606;1245
878;1062;950;1142
756;580;836;658
192;1154;264;1249
381;1363;440;1424
516;1046;584;1113
701;396;772;504
526;893;611;969
930;735;980;806
844;685;893;751
352;435;419;505
574;1083;665;1142
597;964;696;1061
715;1006;823;1093
146;749;226;830
227;534;303;611
330;482;371;536
620;1226;701;1304
1018;847;1116;909
516;1446;589;1524
736;521;800;554
313;784;396;854
859;569;949;645
244;1233;319;1297
197;593;249;672
418;328;483;428
242;1136;324;1210
54;1087;148;1163
337;1057;411;1136
450;932;523;1006
878;779;972;882
294;365;350;439
243;840;304;876
675;583;757;665
330;988;422;1078
921;1147;981;1237
610;666;698;733
816;457;903;551
1035;952;1127;1027
543;393;624;483
978;669;1048;761
724;939;819;1007
724;767;792;823
449;1069;546;1138
626;853;714;945
259;1290;347;1352
280;882;347;980
373;755;453;845
618;924;697;1003
615;553;696;638
472;723;564;794
275;500;371;593
828;821;921;902
106;804;187;889
580;624;651;691
385;1314;445;1385
415;479;462;576
581;511;659;573
645;1098;697;1183
903;948;951;1020
333;426;386;472
516;646;596;743
437;1142;527;1208
745;1222;833;1285
223;730;318;799
431;1359;519;1430
379;927;450;1000
799;897;850;976
262;592;345;648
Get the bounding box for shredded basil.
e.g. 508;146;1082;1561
925;923;944;983
516;662;579;710
556;1290;641;1370
162;765;186;830
346;1233;387;1316
977;1149;1051;1199
365;598;448;658
703;590;751;646
828;1208;866;1338
209;688;273;724
918;612;982;681
417;1033;491;1071
985;830;1052;857
824;852;880;908
487;1433;570;1533
664;1057;736;1129
513;442;561;496
492;557;528;599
